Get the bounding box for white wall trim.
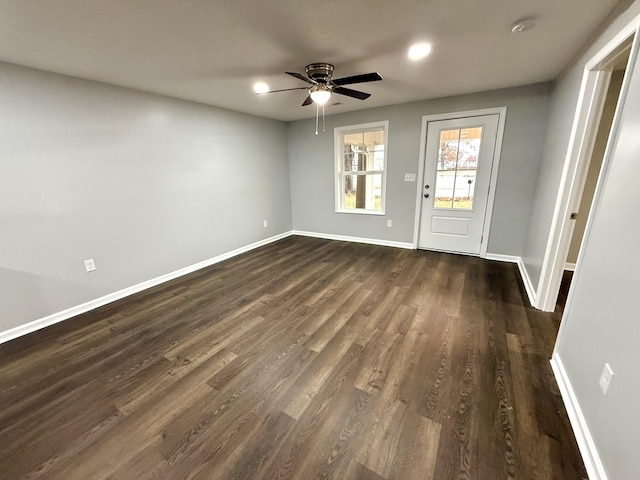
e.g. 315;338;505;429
485;253;537;307
550;353;608;480
0;231;294;345
412;106;507;257
292;230;414;249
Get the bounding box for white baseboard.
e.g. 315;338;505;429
516;258;538;308
565;262;577;271
484;253;520;263
292;230;414;250
484;253;537;308
0;231;294;345
550;353;608;480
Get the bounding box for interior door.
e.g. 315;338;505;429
418;114;499;254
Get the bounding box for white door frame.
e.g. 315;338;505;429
536;19;640;313
412;107;507;257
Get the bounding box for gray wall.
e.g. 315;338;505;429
521;0;640;287
555;31;640;478
287;84;551;256
0;62;291;332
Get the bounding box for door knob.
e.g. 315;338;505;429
425;184;430;189
424;193;430;198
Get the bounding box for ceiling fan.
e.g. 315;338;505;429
261;63;383;106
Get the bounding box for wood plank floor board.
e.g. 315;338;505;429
259;348;369;480
0;236;587;479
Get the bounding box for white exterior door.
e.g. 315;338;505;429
418;114;499;254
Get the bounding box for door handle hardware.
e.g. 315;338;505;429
424;193;430;198
425;185;430;189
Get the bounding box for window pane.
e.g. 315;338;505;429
343;129;385;172
438;129;460;171
344;132;364;150
434;170;454;209
372;150;384;171
344;174;382;211
452;170;476;210
343;152;356;172
363;129;384;147
458;127;482;169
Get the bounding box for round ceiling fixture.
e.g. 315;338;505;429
253;82;270;94
408;42;432;61
511;17;536;33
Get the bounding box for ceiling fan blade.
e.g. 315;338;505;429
286;71;316;85
332;72;382;86
302;95;313;106
257;86;309;94
333;86;371;100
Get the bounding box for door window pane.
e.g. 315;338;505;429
453;170;476;210
434;171;455;208
433;126;483;210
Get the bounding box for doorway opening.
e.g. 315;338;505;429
536;33;636;313
557;63;627;311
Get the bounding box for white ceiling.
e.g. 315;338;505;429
0;0;620;121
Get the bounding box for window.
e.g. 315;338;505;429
433;126;482;210
334;121;388;214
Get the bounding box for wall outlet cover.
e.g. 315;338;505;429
404;173;417;182
599;363;614;395
84;259;96;272
263;220;268;228
386;220;392;227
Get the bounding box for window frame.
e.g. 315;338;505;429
334;121;389;215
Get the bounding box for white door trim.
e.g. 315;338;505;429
536;17;640;313
412;107;507;257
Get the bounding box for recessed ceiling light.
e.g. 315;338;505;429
253;82;269;94
408;42;432;61
511;17;536;33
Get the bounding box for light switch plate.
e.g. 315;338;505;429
84;259;96;272
404;173;416;182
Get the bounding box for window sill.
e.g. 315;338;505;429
335;209;385;216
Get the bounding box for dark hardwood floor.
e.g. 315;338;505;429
0;236;586;479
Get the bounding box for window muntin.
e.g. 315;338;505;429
335;122;388;214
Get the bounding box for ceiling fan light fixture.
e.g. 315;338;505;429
408;42;432;61
253;82;270;94
310;86;331;105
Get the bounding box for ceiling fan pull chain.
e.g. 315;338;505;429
315;102;320;135
322;102;326;132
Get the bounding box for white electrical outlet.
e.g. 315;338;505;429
263;220;268;228
599;363;614;395
386;220;392;227
404;173;416;182
84;258;96;273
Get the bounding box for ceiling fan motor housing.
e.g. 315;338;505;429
305;63;334;84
